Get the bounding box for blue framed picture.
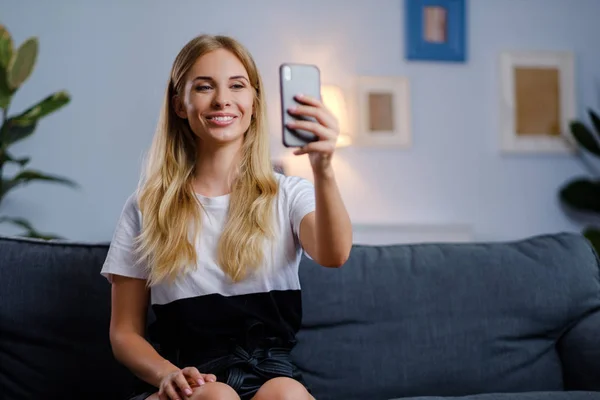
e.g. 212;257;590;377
405;0;467;62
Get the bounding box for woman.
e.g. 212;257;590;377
101;34;352;400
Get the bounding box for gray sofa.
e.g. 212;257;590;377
0;231;599;400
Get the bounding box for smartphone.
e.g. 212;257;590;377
279;63;321;147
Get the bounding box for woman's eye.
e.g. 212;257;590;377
231;84;244;89
195;85;212;91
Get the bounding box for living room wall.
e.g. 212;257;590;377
1;0;599;242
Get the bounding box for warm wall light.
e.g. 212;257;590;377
321;84;351;148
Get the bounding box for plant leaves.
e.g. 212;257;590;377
0;178;18;201
583;226;600;256
0;150;30;167
0;169;78;202
570;121;600;157
0;25;13;69
0;215;35;231
589;109;600;138
559;178;600;214
2;119;37;146
0;216;62;240
11;169;78;187
7;37;38;90
0;25;13;109
0;65;11;109
1;92;70;146
11;91;70;124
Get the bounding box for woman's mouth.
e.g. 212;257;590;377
206;115;237;126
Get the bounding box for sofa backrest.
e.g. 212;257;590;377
0;236;132;400
292;232;600;400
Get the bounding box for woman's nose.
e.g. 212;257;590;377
212;89;231;108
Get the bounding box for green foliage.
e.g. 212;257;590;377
0;24;77;239
559;108;600;254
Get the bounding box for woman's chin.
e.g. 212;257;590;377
200;128;245;145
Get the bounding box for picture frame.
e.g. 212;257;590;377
405;0;467;62
355;76;411;148
498;50;576;154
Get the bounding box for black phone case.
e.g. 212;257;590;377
280;63;321;147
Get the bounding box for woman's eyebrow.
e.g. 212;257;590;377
193;75;249;82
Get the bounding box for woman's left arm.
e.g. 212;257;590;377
286;94;353;268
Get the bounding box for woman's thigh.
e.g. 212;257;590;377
251;377;313;400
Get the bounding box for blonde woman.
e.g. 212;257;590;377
101;34;352;400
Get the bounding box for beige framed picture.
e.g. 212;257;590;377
355;76;412;148
499;51;576;154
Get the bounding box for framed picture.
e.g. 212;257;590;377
499;50;576;154
405;0;467;62
355;76;411;148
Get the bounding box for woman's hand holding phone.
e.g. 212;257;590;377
286;93;340;174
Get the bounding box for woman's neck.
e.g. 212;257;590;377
192;140;243;197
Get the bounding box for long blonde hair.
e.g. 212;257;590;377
135;34;278;286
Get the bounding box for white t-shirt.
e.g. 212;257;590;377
100;173;316;349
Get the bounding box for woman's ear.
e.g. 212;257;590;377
172;95;188;119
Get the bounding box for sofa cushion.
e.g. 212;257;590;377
393;391;600;400
0;236;134;400
558;307;600;390
293;232;600;400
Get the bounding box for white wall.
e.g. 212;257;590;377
1;0;599;242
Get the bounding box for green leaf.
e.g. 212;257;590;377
0;169;78;202
11;169;78;188
570;121;600;157
7;37;38;90
0;216;62;240
0;150;30;166
0;65;11;109
2;119;37;146
0;178;17;200
0;25;13;109
11;91;70;124
583;227;600;256
559;178;600;214
0;215;35;231
0;25;13;69
589;109;600;138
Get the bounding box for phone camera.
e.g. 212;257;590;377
283;66;292;81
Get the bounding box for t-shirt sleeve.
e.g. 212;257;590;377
285;175;316;239
100;192;149;283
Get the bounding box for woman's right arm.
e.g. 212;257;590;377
109;275;215;399
109;274;180;388
105;194;215;398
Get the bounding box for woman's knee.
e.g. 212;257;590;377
252;377;312;400
189;381;240;400
145;382;239;400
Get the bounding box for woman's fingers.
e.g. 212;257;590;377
288;104;336;130
286;120;334;141
202;373;217;383
293;140;335;156
159;381;181;400
182;367;205;386
173;372;193;397
291;93;340;129
294;93;321;107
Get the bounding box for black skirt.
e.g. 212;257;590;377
128;343;309;400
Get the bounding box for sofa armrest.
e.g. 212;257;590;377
558;308;600;390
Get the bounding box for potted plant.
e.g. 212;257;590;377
559;108;600;253
0;24;77;239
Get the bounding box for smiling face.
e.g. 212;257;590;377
173;48;255;147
